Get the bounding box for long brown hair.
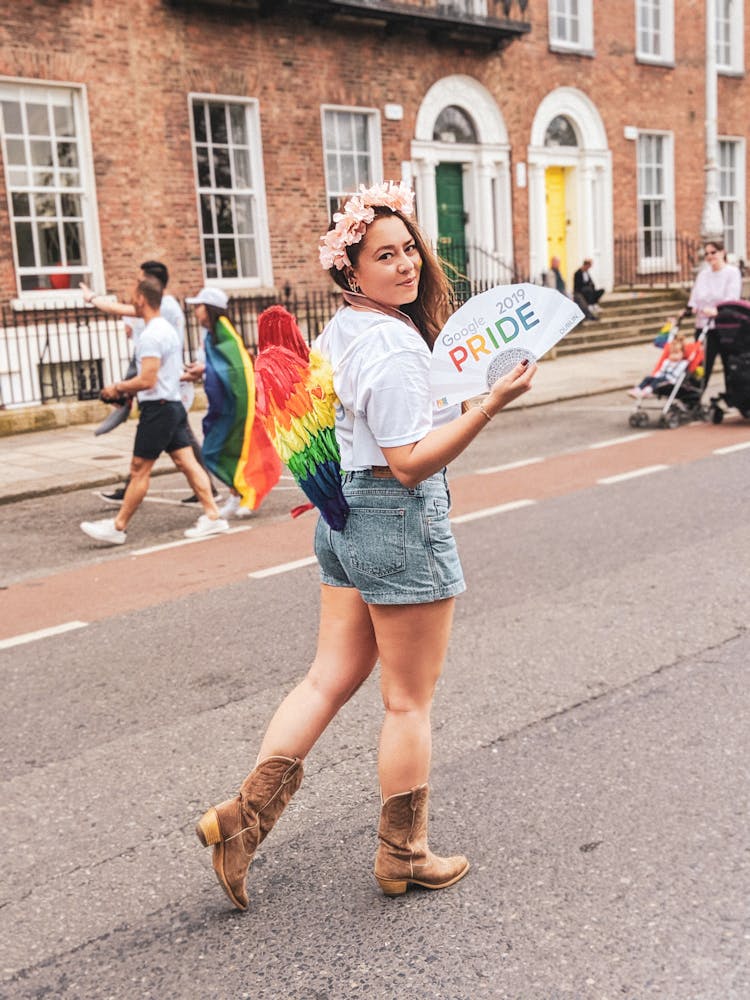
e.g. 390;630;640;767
327;207;452;347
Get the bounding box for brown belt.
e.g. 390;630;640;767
370;465;395;478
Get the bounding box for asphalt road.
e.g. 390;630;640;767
2;391;750;999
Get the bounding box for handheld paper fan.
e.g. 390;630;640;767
431;283;584;409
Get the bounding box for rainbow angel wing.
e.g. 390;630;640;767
255;345;349;531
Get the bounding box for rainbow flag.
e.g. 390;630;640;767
202;316;281;510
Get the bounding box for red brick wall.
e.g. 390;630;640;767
0;0;747;303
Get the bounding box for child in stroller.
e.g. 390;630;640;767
627;324;706;429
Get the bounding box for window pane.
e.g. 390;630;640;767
57;141;79;168
33;168;54;187
215;194;233;233
339;116;354;151
204;238;217;268
219;238;238;277
12;193;30;215
60;170;81;188
34;193;57;217
38;221;61;266
53;103;76;137
1;100;22;133
27;103;50;135
323;111;336;148
200;194;214;234
209;104;228;145
235;195;255;236
232;147;251;188
229;104;247;144
341;156;356;190
238;238;257;278
30;139;53;166
196;146;211;188
6;138;27;165
64;220;85;264
192;101;207;143
353;114;368;148
15;221;35;267
212;148;232;189
9;167;29;186
61;194;82;217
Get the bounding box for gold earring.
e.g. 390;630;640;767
348;275;361;293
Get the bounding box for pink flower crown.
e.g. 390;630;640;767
319;180;416;271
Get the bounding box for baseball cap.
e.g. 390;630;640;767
185;287;229;309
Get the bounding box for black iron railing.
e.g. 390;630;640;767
0;251;529;407
614;233;702;288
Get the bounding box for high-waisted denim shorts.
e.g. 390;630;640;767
314;468;466;605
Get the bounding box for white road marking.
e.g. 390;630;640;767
714;441;750;455
476;457;543;475
130;525;251;556
451;499;536;524
0;620;88;651
587;432;653;450
597;465;669;485
249;556;318;579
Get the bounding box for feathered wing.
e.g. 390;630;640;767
255;345;349;530
202;316;281;510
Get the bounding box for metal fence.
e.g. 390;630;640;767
614;233;702;288
0;248;526;408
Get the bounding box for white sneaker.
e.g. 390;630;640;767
184;514;229;539
80;518;127;546
218;493;252;519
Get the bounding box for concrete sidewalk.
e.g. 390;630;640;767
0;342;676;505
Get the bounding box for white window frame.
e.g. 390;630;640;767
548;0;594;54
321;105;382;218
0;76;103;308
716;0;744;75
635;0;674;65
718;136;746;261
188;93;272;291
636;130;675;271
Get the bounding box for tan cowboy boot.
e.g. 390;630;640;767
374;783;470;896
195;755;303;910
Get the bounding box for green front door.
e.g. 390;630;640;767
436;162;468;283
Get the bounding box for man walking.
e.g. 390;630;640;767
80;276;228;545
80;260;218;504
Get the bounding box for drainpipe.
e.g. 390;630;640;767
700;0;725;242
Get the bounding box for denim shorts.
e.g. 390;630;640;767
314;469;466;606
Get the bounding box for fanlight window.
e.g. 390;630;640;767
544;115;578;147
433;105;478;144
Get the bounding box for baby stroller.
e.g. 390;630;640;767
628;321;707;430
704;300;750;423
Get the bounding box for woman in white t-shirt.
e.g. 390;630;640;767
686;240;742;335
195;182;536;910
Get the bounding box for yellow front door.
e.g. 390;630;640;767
545;166;567;284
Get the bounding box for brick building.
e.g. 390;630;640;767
0;0;747;402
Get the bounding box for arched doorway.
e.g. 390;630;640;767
412;76;514;285
528;88;613;290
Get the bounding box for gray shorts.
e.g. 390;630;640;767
314;469;466;606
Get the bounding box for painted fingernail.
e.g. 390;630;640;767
521;359;529;367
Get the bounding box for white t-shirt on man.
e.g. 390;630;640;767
125;294;193;409
136;316;183;403
315;307;460;471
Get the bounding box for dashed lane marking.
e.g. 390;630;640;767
476;457;543;475
713;441;750;455
0;620;88;651
587;432;653;450
451;499;536;524
597;465;669;485
131;525;252;556
249;556;318;579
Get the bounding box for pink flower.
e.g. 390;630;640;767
319;180;415;270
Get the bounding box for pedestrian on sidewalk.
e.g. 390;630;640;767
80;276;228;546
181;287;281;520
80;261;218;504
194;181;536;910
